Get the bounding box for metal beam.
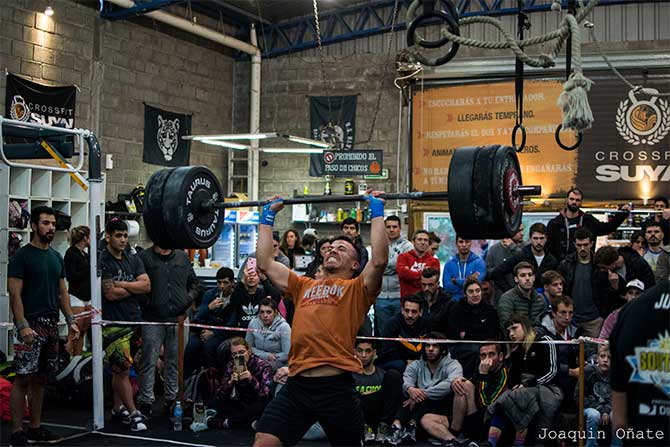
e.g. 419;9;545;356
251;0;669;59
100;0;187;20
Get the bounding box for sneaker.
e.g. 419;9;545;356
385;424;403;446
402;420;417;444
111;405;132;424
26;426;64;444
129;411;148;432
468;442;492;447
9;430;29;447
376;422;390;444
138;403;153;419
444;435;470;447
428;438;444;446
190;421;208;433
364;424;376;444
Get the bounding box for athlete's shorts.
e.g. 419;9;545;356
102;326;141;373
255;372;365;446
13;315;59;375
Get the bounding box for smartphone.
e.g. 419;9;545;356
247;257;257;276
234;353;246;374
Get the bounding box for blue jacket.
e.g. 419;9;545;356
442;252;486;301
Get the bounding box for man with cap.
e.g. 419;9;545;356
598;279;644;340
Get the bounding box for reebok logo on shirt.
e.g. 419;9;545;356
302;283;345;306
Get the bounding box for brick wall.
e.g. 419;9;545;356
0;0;236;246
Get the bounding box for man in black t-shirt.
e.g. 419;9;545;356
353;340;403;444
610;277;670;446
8;206;80;446
100;219;151;432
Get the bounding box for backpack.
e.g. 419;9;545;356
183;367;222;413
8;232;22;258
8;200;28;229
130;185;145;213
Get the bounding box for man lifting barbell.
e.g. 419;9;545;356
251;191;388;446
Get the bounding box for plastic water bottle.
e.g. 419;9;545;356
173;401;183;432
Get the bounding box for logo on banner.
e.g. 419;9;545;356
9;95;30;122
315;122;352;150
157;115;180;161
626;331;670;397
616;88;670;145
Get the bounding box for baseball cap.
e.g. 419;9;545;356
625;279;645;292
303;228;318;238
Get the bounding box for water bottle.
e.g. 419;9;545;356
173;401;183;432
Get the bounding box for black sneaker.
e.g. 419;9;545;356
364;424;376;444
376;422;390;444
111;405;132;424
402;420;417;444
26;426;64;444
138;403;153;419
9;430;29;447
129;411;148;432
385;424;403;446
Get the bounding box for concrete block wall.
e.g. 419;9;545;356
0;0;236;247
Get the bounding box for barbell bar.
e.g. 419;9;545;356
142;145;542;249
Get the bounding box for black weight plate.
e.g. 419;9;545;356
162;166;224;249
472;145;506;238
492;146;524;237
447;146;480;239
143;168;175;248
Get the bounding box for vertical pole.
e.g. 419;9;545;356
178;316;185;401
578;339;586;447
249;25;261;202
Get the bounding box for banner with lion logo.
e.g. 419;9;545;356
577;68;670;199
143;104;192;167
309;95;357;177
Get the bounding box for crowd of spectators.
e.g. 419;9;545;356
6;190;670;446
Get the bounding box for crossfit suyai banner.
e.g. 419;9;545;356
143;104;192;167
5;72;77;127
411;79;577;198
412;71;670;200
309;95;357;177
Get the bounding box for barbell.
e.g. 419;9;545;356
142;145;541;249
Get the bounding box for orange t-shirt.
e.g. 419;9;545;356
285;271;379;376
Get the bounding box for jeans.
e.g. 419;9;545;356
374;298;400;335
183;331;227;378
585;408;622;447
137;324;179;405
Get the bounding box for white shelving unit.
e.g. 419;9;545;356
0;164;105;355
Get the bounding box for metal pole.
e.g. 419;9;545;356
178;316;185;401
578;339;586;447
205;185;541;210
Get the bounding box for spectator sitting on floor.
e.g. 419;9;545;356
450;342;510;442
443;236;487;302
184;267;235;378
387;333;465;446
541;270;564;307
578;344;621;447
447;279;499;377
192;337;272;432
354;339;404;444
377;295;432;373
245;298;291;372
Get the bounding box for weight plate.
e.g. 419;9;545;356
472;145;502;238
447;146;480;239
162;166;224;249
492;145;524;237
143;168;175;248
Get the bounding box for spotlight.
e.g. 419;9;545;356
44;5;54;16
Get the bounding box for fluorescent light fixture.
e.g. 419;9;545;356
186;132;278;141
44;5;54;16
201;139;249;150
286;135;331;148
260;148;325;154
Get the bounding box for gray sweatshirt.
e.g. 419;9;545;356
380;237;415;300
402;353;463;400
245;314;291;369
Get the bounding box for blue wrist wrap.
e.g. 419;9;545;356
366;195;385;219
261;200;281;226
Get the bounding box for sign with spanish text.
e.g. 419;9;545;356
318;149;384;177
411;79;577;198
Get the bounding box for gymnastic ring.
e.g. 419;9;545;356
406;0;460;49
511;123;526;153
407;11;460;66
554;124;582;151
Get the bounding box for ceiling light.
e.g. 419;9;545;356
285;135;331;148
44;5;54;16
260;148;325;154
200;139;249;150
